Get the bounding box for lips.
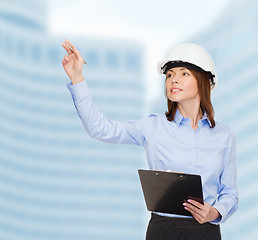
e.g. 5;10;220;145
170;88;182;93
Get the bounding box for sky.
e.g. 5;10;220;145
48;0;231;100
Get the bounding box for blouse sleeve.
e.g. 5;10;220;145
67;81;147;147
212;130;239;224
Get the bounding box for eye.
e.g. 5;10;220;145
183;72;190;76
166;73;173;79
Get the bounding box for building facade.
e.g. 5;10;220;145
0;0;147;239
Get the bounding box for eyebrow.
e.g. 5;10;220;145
167;68;187;73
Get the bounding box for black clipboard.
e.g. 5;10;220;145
138;169;203;216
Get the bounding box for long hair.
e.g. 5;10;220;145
165;69;215;128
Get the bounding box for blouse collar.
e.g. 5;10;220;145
174;108;212;127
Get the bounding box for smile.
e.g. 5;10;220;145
170;88;182;93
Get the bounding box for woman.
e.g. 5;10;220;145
62;39;238;240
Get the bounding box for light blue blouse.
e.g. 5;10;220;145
67;80;238;225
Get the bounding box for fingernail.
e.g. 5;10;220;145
183;203;186;206
187;199;191;203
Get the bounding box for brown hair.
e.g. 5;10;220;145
165;69;215;128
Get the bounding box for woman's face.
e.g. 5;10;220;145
165;67;200;106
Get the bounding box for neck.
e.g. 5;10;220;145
177;102;202;130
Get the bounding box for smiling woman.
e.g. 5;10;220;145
165;68;215;128
158;43;217;129
165;68;200;124
62;39;238;240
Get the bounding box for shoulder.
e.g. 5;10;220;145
148;112;166;119
136;113;167;130
214;121;234;132
214;121;235;140
146;113;167;124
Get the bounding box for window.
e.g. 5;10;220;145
106;51;119;69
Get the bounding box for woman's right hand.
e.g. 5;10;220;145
62;39;85;85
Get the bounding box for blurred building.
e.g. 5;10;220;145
153;0;258;239
190;0;258;239
0;0;147;240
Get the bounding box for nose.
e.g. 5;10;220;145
171;75;179;84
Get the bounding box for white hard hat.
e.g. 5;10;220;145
157;43;217;89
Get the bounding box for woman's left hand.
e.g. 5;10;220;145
183;199;221;224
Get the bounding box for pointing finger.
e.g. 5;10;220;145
65;39;75;49
62;42;73;55
65;39;83;62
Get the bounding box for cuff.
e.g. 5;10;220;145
210;203;227;225
66;80;90;102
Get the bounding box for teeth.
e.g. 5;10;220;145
172;89;180;92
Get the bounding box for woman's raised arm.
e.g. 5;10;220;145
62;39;150;147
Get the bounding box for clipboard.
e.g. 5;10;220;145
138;169;203;216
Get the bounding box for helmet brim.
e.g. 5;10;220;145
158;60;217;90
